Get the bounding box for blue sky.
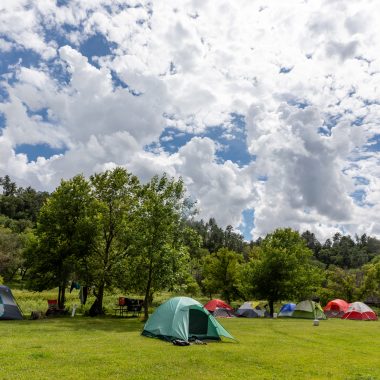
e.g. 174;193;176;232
1;1;380;241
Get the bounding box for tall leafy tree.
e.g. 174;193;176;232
243;228;323;316
25;175;95;308
360;257;380;300
0;226;25;281
202;248;243;303
87;167;140;314
323;266;360;302
126;174;192;319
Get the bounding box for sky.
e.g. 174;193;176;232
0;0;380;241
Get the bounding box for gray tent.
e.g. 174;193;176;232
236;301;270;318
0;285;23;320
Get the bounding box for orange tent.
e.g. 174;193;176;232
323;299;349;318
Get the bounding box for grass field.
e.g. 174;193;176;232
0;316;379;380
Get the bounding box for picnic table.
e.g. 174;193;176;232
114;297;143;317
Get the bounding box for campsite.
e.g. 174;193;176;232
0;288;379;379
1;311;379;380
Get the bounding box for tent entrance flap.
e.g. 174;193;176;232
188;308;208;335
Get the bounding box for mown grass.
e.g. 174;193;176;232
0;316;379;380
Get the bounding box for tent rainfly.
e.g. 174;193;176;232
142;297;235;342
0;285;23;320
290;300;326;320
236;301;270;318
341;302;378;321
323;299;349;318
278;303;296;317
204;299;233;313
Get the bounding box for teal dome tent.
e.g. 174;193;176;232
142;297;235;342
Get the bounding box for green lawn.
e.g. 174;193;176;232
0;317;379;380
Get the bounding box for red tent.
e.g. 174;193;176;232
341;302;378;321
204;299;233;313
323;299;349;318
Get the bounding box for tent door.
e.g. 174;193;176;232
188;309;208;336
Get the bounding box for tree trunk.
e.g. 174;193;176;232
269;300;274;318
58;284;66;309
143;260;153;320
97;282;105;315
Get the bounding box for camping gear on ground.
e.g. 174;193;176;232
204;299;233;313
46;299;66;316
323;299;349;318
212;307;236;318
278;303;296;317
142;296;235;342
290;300;326;320
341;302;378;321
236;301;270;318
172;339;190;346
0;285;23;320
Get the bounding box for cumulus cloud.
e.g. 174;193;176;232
0;0;380;240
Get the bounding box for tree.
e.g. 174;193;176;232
202;248;243;303
323;266;360;302
0;176;49;224
25;175;96;309
301;230;322;257
86;167;140;314
244;228;323;316
361;257;380;300
0;226;25;281
126;173;192;319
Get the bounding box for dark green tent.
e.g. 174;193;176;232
142;297;235;342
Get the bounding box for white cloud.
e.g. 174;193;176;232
1;0;380;241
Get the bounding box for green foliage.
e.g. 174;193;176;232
244;228;323;315
314;233;380;269
125;173;192;318
322;266;361;303
0;225;26;281
86;167;140;313
0;175;49;224
202;248;243;302
361;257;380;300
188;218;245;254
25;175;96;307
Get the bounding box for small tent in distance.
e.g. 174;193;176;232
341;302;378;321
0;285;23;320
236;301;270;318
323;299;349;318
290;300;326;320
213;307;235;318
278;303;296;317
204;299;233;313
142;297;235;342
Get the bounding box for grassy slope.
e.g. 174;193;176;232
0;317;379;380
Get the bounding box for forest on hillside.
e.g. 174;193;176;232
1;171;380;317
